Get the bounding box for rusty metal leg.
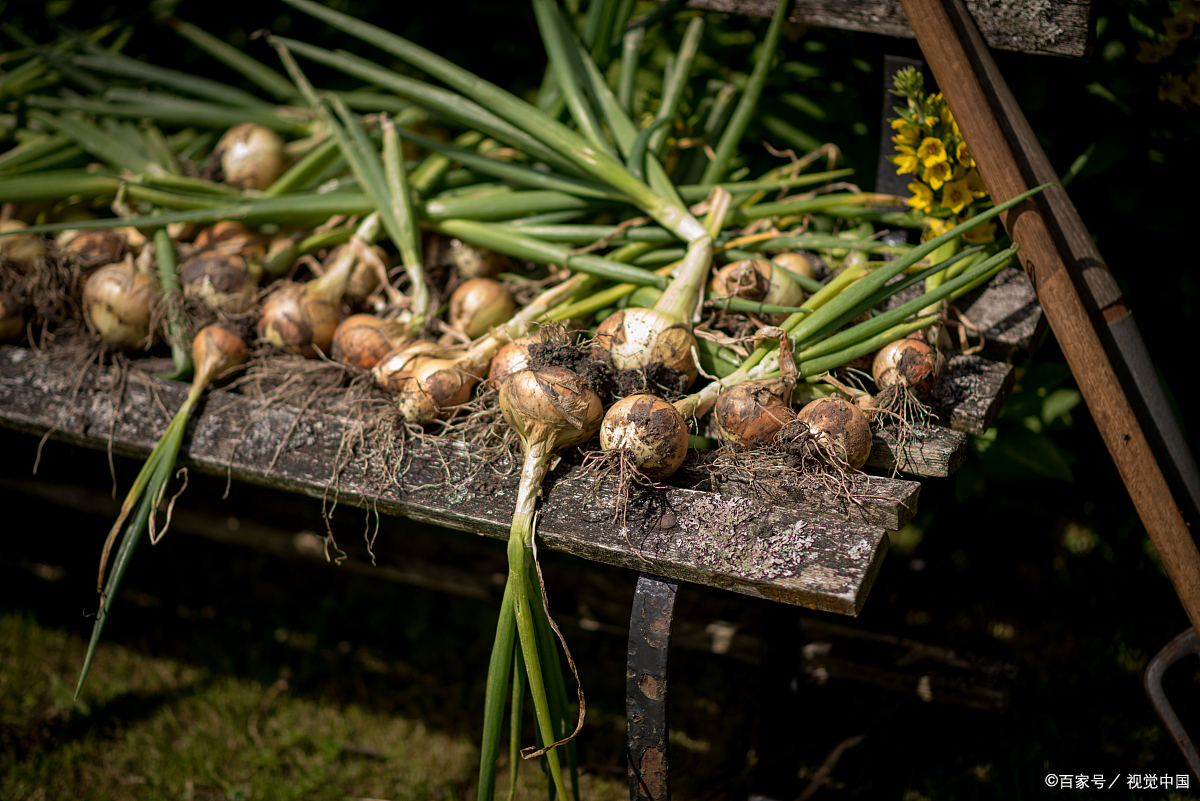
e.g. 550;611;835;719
627;572;678;801
1146;627;1200;780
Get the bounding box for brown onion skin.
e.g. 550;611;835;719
0;219;47;272
371;341;455;395
192;323;248;385
795;397;873;470
500;367;604;451
487;336;534;389
449;278;516;339
331;315;409;370
83;261;161;348
181;252;254;312
592;308;698;388
0;291;24;341
445;238;508;279
257;283;340;358
61;230;127;271
600;394;689;481
872;339;945;401
398;357;479;424
715;380;797;447
710;259;772;301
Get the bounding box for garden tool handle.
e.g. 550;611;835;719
897;0;1200;634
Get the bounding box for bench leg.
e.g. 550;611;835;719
627;572;678;801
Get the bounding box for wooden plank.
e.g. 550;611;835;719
952;266;1045;357
676;0;1093;57
931;352;1015;436
677;458;920;531
866;423;968;478
0;346;887;615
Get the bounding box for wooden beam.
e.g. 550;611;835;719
673;0;1093;58
899;0;1200;634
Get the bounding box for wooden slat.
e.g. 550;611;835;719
677;0;1093;57
0;346;888;615
866;423;968;478
677;456;921;531
952;267;1045;357
932;352;1015;436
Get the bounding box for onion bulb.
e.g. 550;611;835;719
600;394;689;481
331;314;410;370
396;356;479;423
257;216;375;357
710;258;805;323
180;252;255;312
500;367;604;454
592;307;697;387
257;282;340;358
794;397;873;470
872;339;945;401
771;251;818;281
487;336;534;388
715;379;797;447
0;291;24;341
60;230;128;271
215;124;287;191
448;278;515;340
192;323;249;388
83;257;161;348
0;219;47;272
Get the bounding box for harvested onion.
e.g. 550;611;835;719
331;314;410;370
600;394;689;481
215;124;287;191
0;219;46;272
794;397;873;470
872;339;945;401
83;257;161;348
448;278;516;340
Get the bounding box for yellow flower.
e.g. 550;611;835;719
962;220;997;245
922;160;953;190
964;168;989;199
1136;40;1176;63
925;115;939;127
940;105;955;128
1163;13;1194;40
892;126;921;146
956;140;975;168
941;179;972;214
907;180;935;212
917;137;947;167
892;145;921;174
1160;74;1188;105
891;118;910;130
921;217;954;242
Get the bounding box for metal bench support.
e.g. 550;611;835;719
627;572;679;801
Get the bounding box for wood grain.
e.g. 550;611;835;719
0;346;888;615
673;0;1093;57
900;0;1200;634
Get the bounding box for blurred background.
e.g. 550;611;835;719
2;0;1198;798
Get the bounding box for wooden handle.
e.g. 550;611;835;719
898;0;1200;633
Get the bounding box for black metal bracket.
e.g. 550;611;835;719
1146;627;1200;780
626;572;679;801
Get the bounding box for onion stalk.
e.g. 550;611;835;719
480;366;603;800
75;323;248;700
